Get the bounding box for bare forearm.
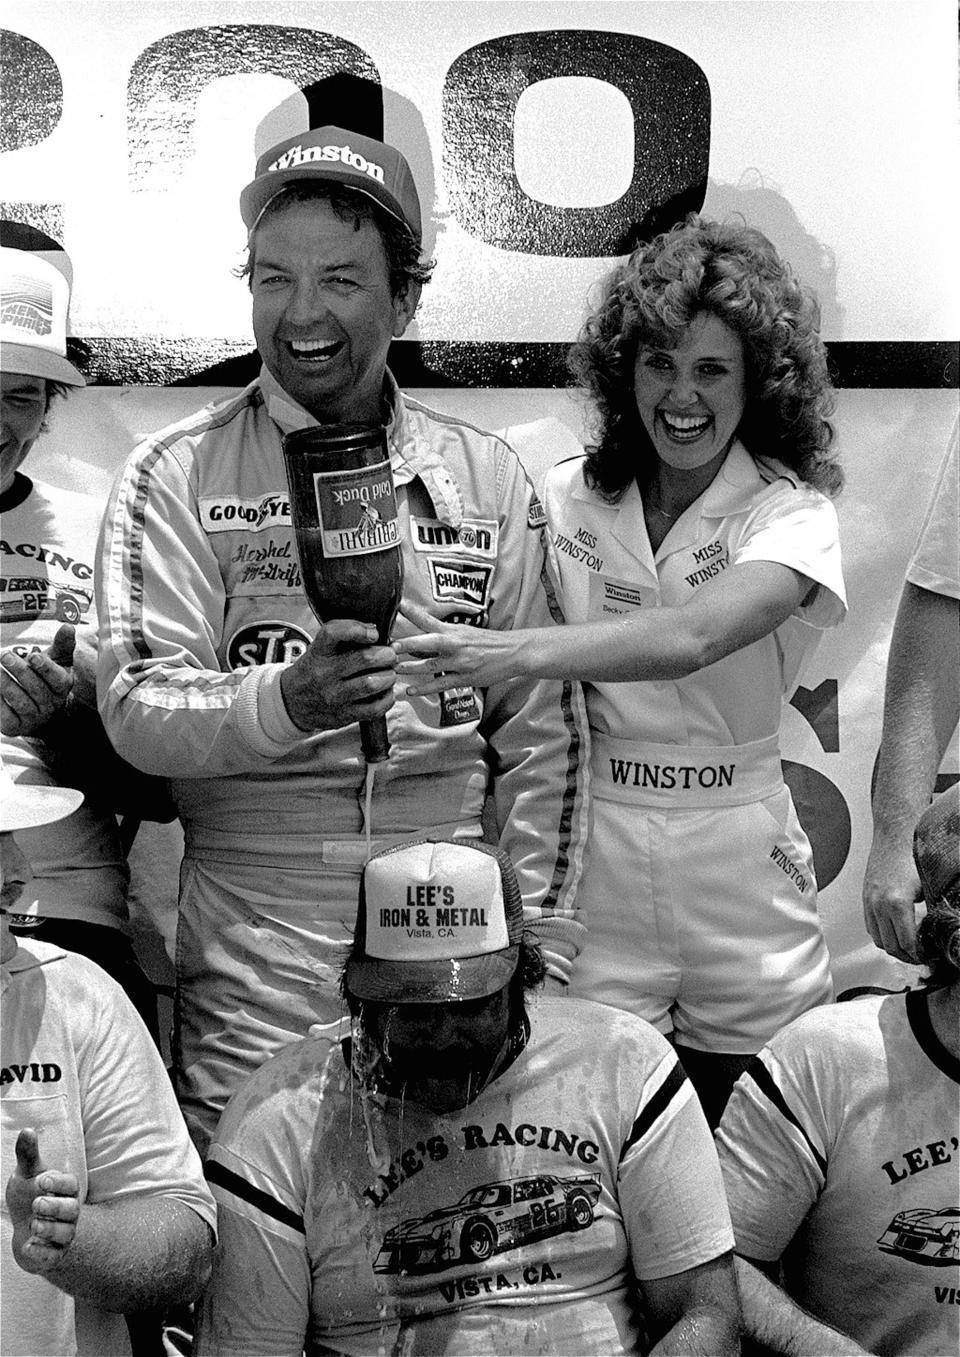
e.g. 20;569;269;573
514;613;707;683
41;1199;213;1312
648;1303;739;1356
399;563;804;691
735;1257;871;1356
871;586;960;837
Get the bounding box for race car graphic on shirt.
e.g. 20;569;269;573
373;1172;601;1275
877;1206;960;1266
0;574;92;624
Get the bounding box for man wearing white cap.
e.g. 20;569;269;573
1;769;216;1357
0;225;160;1031
196;838;738;1357
97;126;588;1151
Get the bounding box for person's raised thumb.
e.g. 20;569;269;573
47;624;76;668
13;1128;44;1181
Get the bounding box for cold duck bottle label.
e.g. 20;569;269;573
283;424;403;764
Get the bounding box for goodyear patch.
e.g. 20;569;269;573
199;492;291;534
410;517;499;559
226;620;311;669
427;559;493;609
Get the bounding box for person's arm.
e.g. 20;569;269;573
97;430;396;777
863;582;960;960
397;558;809;690
642;1253;740;1356
5;1128;213;1312
734;1255;873;1356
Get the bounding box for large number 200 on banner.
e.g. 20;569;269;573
2;2;958;995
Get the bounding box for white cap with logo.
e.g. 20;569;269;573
345;839;524;1004
0;243;84;386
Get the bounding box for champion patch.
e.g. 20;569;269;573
410;517;499;559
200;492;291;534
226;621;311;669
427;559;493;609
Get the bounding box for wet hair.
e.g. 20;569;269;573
916;894;960;989
340;931;546;1020
569;215;842;501
241;181;434;300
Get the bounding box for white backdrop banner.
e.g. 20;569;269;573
3;0;958;993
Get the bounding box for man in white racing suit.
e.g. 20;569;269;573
96;125;589;1149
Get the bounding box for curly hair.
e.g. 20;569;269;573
569;216;842;501
916;894;960;989
242;181;434;300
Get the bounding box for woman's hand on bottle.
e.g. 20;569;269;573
395;603;528;693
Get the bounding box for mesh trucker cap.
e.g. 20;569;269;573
914;782;960;906
0;768;83;834
0;234;85;387
240;125;422;241
345;839;524;1004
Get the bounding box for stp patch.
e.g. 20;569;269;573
226;621;311;669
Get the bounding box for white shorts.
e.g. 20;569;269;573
568;735;832;1052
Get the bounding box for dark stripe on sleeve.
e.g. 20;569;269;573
620;1060;688;1163
205;1159;306;1235
906;988;960;1084
743;1056;828;1178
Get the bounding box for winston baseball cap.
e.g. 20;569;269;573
0;768;83;834
345;839;524;1003
0;237;85;387
240;125;422;240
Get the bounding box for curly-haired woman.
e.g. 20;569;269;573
398;218;847;1123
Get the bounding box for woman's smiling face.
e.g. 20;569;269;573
633;312;747;472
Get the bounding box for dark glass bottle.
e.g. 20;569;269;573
282;424;403;764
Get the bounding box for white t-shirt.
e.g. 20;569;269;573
908;419;959;600
1;475;128;928
716;990;960;1357
197;997;734;1356
0;939;216;1357
544;443;847;745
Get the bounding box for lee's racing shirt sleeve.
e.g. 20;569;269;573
195;1145;310;1357
475;439;591;987
714;1032;828;1263
618;1045;735;1280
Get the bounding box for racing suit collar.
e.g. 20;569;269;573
260;364;465;529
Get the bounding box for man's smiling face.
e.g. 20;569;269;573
250;196;415;424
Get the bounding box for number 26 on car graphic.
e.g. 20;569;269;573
374;1173;601;1275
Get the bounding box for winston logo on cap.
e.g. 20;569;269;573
268;142;385;184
